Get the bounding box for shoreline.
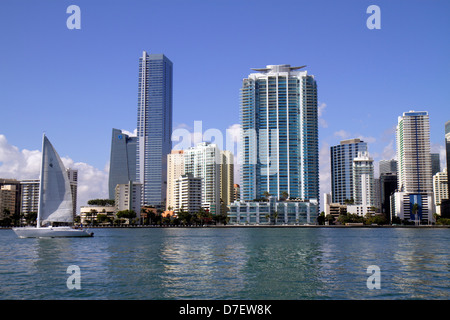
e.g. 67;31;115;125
3;225;450;229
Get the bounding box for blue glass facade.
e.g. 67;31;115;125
136;52;173;207
240;65;319;204
108;128;138;199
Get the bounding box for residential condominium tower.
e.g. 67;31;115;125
136;51;173;207
240;65;319;203
352;151;375;207
166;150;185;211
396;111;433;194
394;111;434;223
220;150;234;207
173;173;202;214
330;138;368;204
446;120;450;183
441;120;450;218
433;169;448;215
184;142;221;215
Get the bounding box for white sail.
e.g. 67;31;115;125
38;135;74;225
13;134;93;238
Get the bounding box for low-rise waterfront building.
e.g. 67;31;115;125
80;205;116;225
346;204;375;216
227;197;318;225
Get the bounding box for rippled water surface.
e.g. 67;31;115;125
0;227;448;299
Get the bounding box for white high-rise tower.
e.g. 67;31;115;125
394;111;434;223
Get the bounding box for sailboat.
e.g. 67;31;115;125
13;134;93;238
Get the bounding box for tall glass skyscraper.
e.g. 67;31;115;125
330;138;368;204
240;65;319;203
108;128;138;199
441;120;450;217
136;51;173;207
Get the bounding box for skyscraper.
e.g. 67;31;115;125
379;159;397;175
240;65;319;203
380;173;397;222
166;150;185;211
184;142;221;215
173;174;202;214
394;111;434;223
220;150;234;207
330;138;368;204
352;151;375;207
136;51;173;207
108;128;138;199
67;168;78;219
446;120;450;182
115;181;142;217
441;120;450;218
431;153;440;176
396;111;433;194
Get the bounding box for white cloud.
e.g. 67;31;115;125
61;157;109;212
121;128;137;137
381;140;396;161
356;135;376;144
0;134;109;213
334;130;351;140
318;102;328;128
0;134;41;180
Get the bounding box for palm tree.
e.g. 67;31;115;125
281;191;289;201
273;211;279;225
88;209;97;226
263;191;271;201
412;203;420;225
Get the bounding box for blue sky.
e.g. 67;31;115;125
1;0;449;205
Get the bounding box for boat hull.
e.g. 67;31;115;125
12;226;93;238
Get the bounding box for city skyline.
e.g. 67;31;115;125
1;1;449;211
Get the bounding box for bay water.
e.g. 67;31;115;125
0;227;448;300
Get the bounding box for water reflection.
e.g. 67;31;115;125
1;228;449;299
390;229;450;299
158;229;250;299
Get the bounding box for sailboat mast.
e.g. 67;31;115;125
36;133;46;228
